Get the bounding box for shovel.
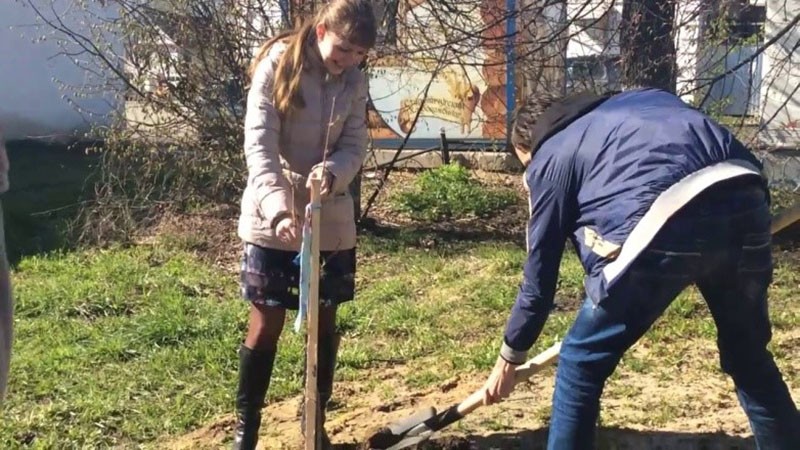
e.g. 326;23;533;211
366;341;561;450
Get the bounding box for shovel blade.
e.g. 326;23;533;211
366;407;437;449
385;435;434;450
388;406;437;435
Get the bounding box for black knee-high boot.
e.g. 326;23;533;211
233;344;276;450
317;332;341;425
299;333;342;448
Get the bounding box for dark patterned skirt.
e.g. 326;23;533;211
239;242;356;310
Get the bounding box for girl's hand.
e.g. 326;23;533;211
275;216;298;243
307;166;333;197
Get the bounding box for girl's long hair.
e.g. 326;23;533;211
247;0;377;118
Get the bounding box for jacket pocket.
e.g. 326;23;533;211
737;231;772;274
321;191;355;227
580;226;621;259
242;185;269;230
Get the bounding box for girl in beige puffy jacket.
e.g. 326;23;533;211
232;1;376;449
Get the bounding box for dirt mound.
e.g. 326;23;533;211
162;370;499;450
160;359;767;450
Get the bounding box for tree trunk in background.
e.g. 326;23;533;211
518;0;568;99
621;0;678;93
536;0;568;96
290;0;317;25
349;171;361;224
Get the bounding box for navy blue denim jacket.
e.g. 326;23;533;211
501;88;765;360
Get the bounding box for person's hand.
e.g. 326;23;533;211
481;356;518;405
306;166;333;197
275;216;298;243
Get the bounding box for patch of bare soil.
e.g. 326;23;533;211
160;352;791;450
162;364;482;450
135;202;243;274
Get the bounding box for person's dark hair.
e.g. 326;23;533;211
510;91;562;156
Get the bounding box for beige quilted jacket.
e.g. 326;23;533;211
237;37;369;252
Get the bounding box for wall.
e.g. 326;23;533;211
0;1;122;142
367;0;504;146
758;0;800;148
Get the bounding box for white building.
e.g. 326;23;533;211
559;0;800;150
0;1;123;142
758;0;800;148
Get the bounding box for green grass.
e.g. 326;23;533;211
0;233;581;448
390;163;518;221
3;230;798;448
4;246;241;448
1;145;798;448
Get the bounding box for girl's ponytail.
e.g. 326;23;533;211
272;21;315;117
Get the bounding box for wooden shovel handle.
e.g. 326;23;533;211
514;341;562;381
304;178;323;450
772;202;800;235
455;341;562;417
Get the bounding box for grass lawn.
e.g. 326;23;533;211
2;228;799;448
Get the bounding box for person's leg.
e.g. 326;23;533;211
233;244;293;450
697;206;800;450
0;133;11;404
233;303;286;450
316;248;355;415
548;249;699;449
0;201;12;404
317;304;340;418
243;303;287;351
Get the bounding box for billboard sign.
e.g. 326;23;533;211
367;0;513;144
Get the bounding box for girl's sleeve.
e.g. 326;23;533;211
244;52;292;228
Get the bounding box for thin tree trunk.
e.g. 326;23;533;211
349;171;361;224
621;0;677;92
538;0;568;95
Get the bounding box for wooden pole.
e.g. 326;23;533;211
439;128;450;165
304;178;322;450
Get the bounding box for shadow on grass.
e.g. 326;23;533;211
774;220;800;252
358;219;526;255
334;426;755;449
3;140;99;265
359;187;800;258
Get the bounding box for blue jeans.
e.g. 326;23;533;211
547;182;800;449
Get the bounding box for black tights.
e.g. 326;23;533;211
244;303;338;351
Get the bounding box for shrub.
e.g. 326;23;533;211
391;163;517;221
